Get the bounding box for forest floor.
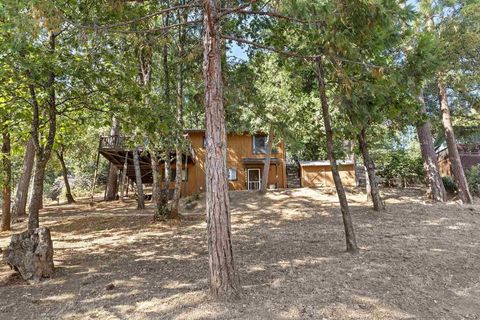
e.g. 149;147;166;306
0;188;479;320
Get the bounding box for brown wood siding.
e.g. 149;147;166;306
164;132;287;196
437;150;480;177
300;164;356;187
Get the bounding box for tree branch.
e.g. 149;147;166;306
223;9;324;25
219;0;260;18
79;3;201;31
222;34;319;60
91;19;203;34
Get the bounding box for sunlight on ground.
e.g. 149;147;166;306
0;188;479;319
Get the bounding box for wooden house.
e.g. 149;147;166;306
98;130;287;197
437;144;480;177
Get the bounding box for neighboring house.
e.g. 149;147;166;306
436;144;480;177
98;130;287;197
299;160;356;188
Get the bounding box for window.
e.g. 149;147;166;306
228;168;237;181
253;135;267;154
253;135;278;154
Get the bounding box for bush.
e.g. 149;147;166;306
466;165;480;196
442;176;458;194
376;151;424;187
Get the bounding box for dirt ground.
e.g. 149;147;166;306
0;188;479;320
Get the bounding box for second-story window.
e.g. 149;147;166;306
253;135;278;154
253;135;267;154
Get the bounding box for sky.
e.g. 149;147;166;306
229;42;248;61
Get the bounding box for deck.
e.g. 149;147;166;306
98;135;195;184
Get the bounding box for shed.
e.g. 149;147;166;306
299;160;356;188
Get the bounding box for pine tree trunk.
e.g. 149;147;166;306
28;159;47;231
416;92;447;202
12;138;35;217
358;128;384;211
151;153;166;219
28;31;57;232
365;166;372;200
151;155;160;205
171;7;186;216
260;127;274;194
316;57;358;253
56;149;75;203
119;153;128;202
172;148;183;215
437;77;472;203
133;148;145;209
164;155;172;201
105;117;120;201
203;0;240;299
1;128;12;231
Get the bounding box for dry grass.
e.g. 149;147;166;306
0;188;479;320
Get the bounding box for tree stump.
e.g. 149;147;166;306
3;227;54;281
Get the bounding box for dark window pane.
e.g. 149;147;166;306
253;136;267;153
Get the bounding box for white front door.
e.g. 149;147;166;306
247;168;261;190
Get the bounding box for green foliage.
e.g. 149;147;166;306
368;126;424;186
0;0;477;201
442;176;458;195
466;165;480;196
376;151;424;187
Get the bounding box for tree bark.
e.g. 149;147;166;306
119;152;128;202
28;160;47;231
357;128;384;211
133;147;145;209
416;92;447;202
437;76;472;203
105;116;120;201
364;166;372;200
28;31;57;232
171;148;183;215
203;0;240;299
12;138;35;218
163;155;172;201
260;127;275;194
316;57;358;253
151;153;167;219
1;127;12;231
171;5;187;216
56;148;75;203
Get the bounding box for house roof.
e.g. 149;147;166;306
299;160;354;167
184;129;268;135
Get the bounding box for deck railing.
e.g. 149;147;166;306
99;135;126;149
99;135;196;161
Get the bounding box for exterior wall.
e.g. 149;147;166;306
169;131;287;196
438;158;452;177
300;164;356;188
437;146;480;177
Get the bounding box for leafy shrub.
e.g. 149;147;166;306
376;151;424;187
466;165;480;196
442;176;458;194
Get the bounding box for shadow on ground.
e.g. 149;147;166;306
0;188;479;319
